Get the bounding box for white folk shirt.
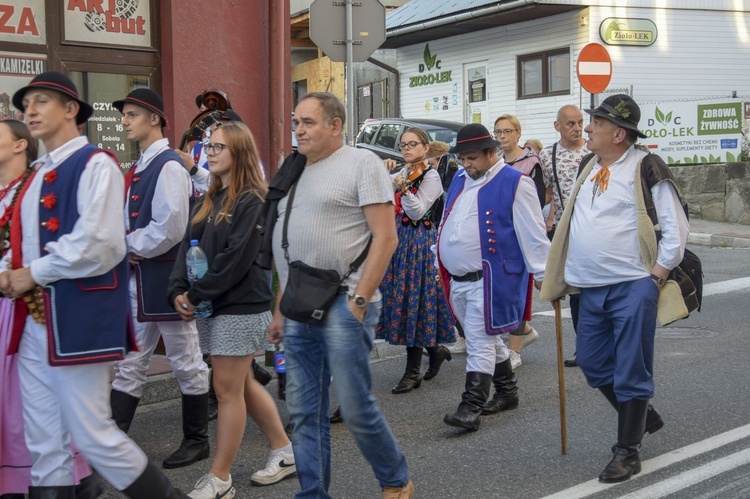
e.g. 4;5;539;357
438;161;549;280
392;167;442;221
25;136;127;286
125;138;192;259
565;145;689;288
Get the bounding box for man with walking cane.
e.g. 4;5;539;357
540;94;689;483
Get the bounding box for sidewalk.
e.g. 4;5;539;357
138;218;749;405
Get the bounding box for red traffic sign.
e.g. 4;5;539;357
577;43;612;94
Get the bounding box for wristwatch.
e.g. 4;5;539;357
351;294;368;308
650;274;666;287
189;164;199;176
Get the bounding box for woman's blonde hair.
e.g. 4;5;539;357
428;140;450;156
192;121;268;225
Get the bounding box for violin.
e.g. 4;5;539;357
397;160;429;195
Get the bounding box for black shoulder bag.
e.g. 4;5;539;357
279;182;371;324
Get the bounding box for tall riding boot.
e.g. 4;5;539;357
74;474;103;499
110;389;140;433
252;357;273;386
598;384;664;435
481;358;519;415
122;462;189;498
443;371;492;431
162;393;210;469
423;346;452;380
599;398;649;483
27;487;75;499
392;347;423;394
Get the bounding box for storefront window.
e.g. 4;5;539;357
517;48;570;99
70;71;149;170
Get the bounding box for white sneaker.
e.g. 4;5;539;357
509;350;522;371
250;449;296;486
448;336;466;354
519;328;539;352
188;473;235;499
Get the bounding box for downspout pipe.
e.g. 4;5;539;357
386;0;539;38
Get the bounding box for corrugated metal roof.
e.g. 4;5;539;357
387;0;506;29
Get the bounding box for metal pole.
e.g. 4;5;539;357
345;0;355;145
553;298;568;455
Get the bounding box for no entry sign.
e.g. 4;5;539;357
577;43;612;94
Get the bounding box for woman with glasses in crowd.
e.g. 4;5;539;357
0;120;100;497
168;122;294;499
379;127;455;395
493;115;546;371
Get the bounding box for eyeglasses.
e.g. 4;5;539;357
398;141;424;151
205;142;227;154
493;129;517;137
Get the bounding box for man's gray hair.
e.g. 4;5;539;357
299;92;346;127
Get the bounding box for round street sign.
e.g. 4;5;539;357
577;43;612;94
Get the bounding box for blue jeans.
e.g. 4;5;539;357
284;293;409;498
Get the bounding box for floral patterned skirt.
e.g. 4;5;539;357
375;221;455;347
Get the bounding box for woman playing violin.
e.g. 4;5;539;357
376;127;455;395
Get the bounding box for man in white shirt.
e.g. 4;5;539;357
540;95;689;483
437;124;549;431
2;71;188;496
110;89;210;469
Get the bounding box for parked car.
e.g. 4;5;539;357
355;118;465;162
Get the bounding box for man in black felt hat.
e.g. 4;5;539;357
110;88;211;470
436;123;549;432
540;94;689;483
0;72;190;496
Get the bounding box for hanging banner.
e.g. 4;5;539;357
640;99;748;164
0;0;46;45
64;0;152;48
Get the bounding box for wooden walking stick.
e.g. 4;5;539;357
553;298;568;455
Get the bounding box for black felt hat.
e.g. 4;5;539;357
450;123;501;155
13;71;93;125
113;88;168;127
585;94;647;139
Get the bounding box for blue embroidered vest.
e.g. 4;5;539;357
38;144;131;365
441;166;529;334
128;149;185;321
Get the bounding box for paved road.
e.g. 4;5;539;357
96;244;750;498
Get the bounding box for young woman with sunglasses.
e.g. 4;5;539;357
168;122;294;499
377;127;455;395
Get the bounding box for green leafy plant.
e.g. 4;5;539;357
655;106;673;126
423;44;437;71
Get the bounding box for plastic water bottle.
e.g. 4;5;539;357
185;239;213;318
274;347;286;401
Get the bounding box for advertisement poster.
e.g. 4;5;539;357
0;52;47;121
639;99;748;164
0;0;46;45
64;0;151;48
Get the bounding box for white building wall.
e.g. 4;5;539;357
396;4;750;148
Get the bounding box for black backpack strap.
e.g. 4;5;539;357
551;142;565;209
576;152;597;180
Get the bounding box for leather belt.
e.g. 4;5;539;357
451;270;483;282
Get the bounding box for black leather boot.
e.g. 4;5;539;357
598;384;664;435
122;462;189;498
207;370;218;422
481;358;519;415
27;487;75;499
252;357;273;386
423;346;452;380
162;393;210;469
110;389;140;433
599;398;649;483
444;371;492;431
74;474;103;499
392;347;423;394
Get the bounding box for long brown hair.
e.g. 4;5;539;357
1;119;38;166
192;121;268;225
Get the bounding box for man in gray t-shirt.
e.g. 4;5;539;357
268;92;414;498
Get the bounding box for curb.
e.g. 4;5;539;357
688;232;750;248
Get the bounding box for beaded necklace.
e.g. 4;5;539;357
0;168;33;258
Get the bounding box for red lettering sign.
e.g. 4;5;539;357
0;5;40;36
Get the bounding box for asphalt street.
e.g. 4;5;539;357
95;243;750;498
